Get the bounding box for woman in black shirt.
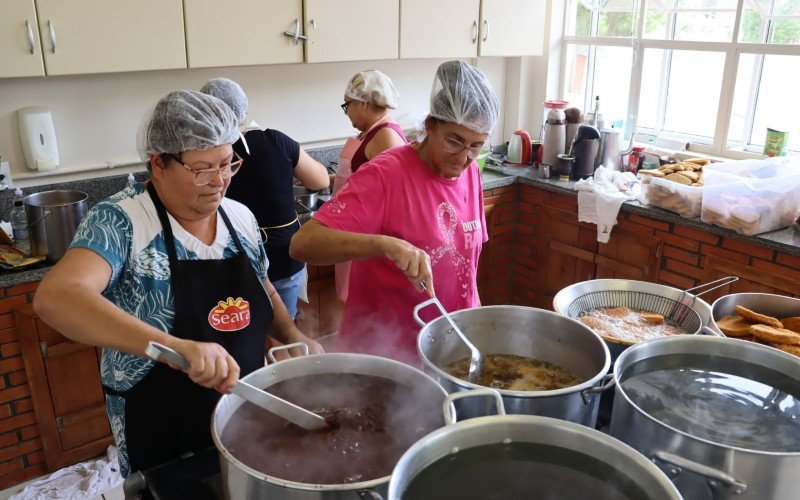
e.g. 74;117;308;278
201;78;329;318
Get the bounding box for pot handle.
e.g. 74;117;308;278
356;490;384;500
652;451;747;496
413;298;438;326
580;373;615;405
700;326;725;337
443;389;505;425
267;342;310;363
27;209;52;228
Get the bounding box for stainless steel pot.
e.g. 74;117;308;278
24;190;88;262
388;390;682;500
211;351;450;500
610;336;800;499
711;293;800;334
553;279;717;360
293;186;318;212
415;305;611;426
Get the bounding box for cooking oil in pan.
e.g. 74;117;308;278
622;363;800;452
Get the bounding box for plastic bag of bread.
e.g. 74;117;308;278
701;157;800;236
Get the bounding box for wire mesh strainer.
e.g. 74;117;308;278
564;290;703;338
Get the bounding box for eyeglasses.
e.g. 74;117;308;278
169;151;244;186
441;135;492;160
340;101;352;114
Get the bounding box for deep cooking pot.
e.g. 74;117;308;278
610;335;800;499
24;190;88;262
711;292;800;336
211;349;450;499
293;186;318;212
388;390;682;500
415;305;611;427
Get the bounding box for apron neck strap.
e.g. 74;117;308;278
146;182;245;262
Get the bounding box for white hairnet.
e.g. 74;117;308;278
138;90;240;160
200;77;248;125
429;61;499;134
345;70;400;109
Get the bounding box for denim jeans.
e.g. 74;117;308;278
271;266;306;318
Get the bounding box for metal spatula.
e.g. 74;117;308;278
145;341;328;431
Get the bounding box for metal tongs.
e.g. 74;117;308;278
145;341;328;431
413;283;484;384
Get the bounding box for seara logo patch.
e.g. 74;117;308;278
208;297;251;332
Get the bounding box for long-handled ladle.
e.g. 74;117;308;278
145;341;328;431
413;283;484;384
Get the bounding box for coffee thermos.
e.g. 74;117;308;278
542;107;566;167
571;124;600;180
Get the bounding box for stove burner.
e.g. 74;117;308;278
132;447;221;500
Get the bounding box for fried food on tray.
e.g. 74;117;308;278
780;317;800;334
772;343;800;357
716;315;753;337
749;324;800;346
735;305;783;328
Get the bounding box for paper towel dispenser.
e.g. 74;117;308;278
17;106;59;171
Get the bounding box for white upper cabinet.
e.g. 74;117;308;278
479;0;546;57
0;0;45;78
184;0;304;68
304;0;399;63
400;0;480;59
36;0;186;76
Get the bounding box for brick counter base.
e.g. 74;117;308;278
0;282;45;489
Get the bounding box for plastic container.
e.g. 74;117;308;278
10;188;30;254
701;157;800;236
639;175;703;218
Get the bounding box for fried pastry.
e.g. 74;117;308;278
772;343;800;357
735;305;783;328
780;317;800;334
750;324;800;346
640;312;665;325
716;315;752;337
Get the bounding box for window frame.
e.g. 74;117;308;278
560;0;800;159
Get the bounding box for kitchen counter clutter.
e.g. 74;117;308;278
0;161;799;290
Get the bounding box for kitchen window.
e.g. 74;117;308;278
561;0;800;157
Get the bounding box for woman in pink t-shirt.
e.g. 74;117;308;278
291;61;499;363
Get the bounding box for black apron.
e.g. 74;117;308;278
104;183;273;474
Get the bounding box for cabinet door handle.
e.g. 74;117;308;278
310;19;317;29
471;20;478;44
48;20;57;54
482;20;489;42
26;20;35;54
283;19;307;44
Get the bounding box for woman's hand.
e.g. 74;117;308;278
168;338;240;394
382;236;435;297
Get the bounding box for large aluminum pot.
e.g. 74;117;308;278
610;335;800;499
389;390;682;500
553;279;715;360
711;292;800;335
24;190;88;262
211;351;449;500
415;305;611;427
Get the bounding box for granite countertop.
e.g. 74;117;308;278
2;149;798;289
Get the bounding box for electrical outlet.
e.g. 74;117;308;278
0;162;13;190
